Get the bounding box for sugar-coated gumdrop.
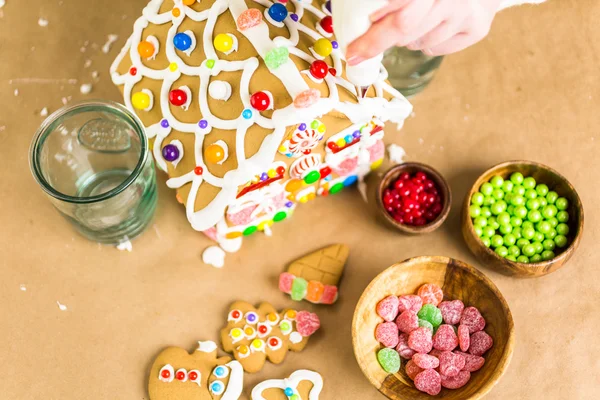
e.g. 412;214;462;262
377;348;400;373
469;331;493;356
433;324;459;351
291;277;308;301
396;310;419;334
320;285;338;305
396;333;416;359
398;295;423;313
265;47;290;70
237;8;263;30
414;369;442;396
412;353;440;369
279;272;294;294
405;360;424;380
417;304;443;328
408;327;433;354
375;322;400;348
441;370;471;389
417;283;443;306
428;349;443;359
296;311;320;336
418;319;434;333
458;325;470;352
460;307;486;333
306;281;324;303
454;351;485;372
438;300;465;325
438;351;466;378
294;89;321;109
377;295;400;322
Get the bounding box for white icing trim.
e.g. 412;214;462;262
289;331;303;344
178;85;192;111
141;88;154;111
221;361;244;400
197;340;218;353
146;35;160;60
209;80;232;101
167;139;184;168
182;30;197;57
251;370;323;400
202;245;226;267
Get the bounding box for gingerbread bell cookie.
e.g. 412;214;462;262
220;301;321;373
279;244;349;304
251;370;324;400
148;340;244;400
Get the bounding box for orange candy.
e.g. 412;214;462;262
285;179;303;192
226;231;242;239
305;281;324;303
137;41;155;58
204;143;225;164
172;7;181;17
183;0;196;4
417;283;444;306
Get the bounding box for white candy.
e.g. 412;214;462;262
208;81;232;101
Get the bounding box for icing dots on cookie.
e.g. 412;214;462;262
237;344;250;359
188;369;201;386
279;319;293;335
244;325;257;340
212;365;230;379
257;322;272;338
266;312;280;325
159;364;174;383
175;368;188;382
284;310;297;321
228;309;243;322
250;338;266;353
267;337;283;351
245;311;259;325
230;327;244;343
210;380;226;396
289;332;303;344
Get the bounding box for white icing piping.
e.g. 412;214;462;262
251;370;323;400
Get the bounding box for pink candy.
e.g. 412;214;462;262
294;89;321;109
295;311;320;337
237;8;263;30
279;272;294;293
408;327;433;354
460;307;486;333
438;351;466;378
433;324;459;351
454;351;485;372
414;369;441;396
405;360;423;380
375;322;399;348
441;371;471;389
398;295;423;313
320;286;338;305
396;333;416;359
396;310;419;334
469;331;493;356
458;325;470;352
438;300;464;325
412;353;440;369
376;295;399;322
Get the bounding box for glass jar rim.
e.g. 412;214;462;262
29;100;149;204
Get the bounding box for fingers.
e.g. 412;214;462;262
422;32;474;56
370;0;414;23
406;17;464;51
389;0;435;36
396;1;455;47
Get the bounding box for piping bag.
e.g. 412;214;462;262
331;0;389;95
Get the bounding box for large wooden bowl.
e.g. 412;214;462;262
352;256;514;400
462;161;584;278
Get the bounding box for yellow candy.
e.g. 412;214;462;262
279;145;287;153
214;33;234;53
183;0;196;4
226;231;242;239
231;328;243;338
238;345;249;355
244;327;255;335
251;339;263;348
285;179;303;193
335;138;346;148
307;193;316;201
285;310;297;320
317;124;326;133
267;169;277;178
258;220;273;231
371;159;383;170
204;143;225;164
169;62;178;71
314;38;333;57
267;312;278;322
132;91;151;110
299;196;308;203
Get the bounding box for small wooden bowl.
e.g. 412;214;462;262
352;256;514;400
376;163;452;234
462;161;584;278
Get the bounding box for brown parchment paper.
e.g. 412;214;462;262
1;0;599;399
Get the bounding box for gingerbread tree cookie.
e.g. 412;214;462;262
148;340;244;400
279;244;349;304
110;0;412;252
220;301;320;373
251;370;323;399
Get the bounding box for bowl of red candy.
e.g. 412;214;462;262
377;163;452;234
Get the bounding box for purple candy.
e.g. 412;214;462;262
290;13;299;22
325;0;331;12
198;119;208;129
285;201;293;208
161;119;169;128
352;130;361;139
162;144;179;162
331;41;338;49
298;123;307;131
260;173;269;181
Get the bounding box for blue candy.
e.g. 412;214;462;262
268;3;288;22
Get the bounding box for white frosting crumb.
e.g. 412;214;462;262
197;341;218;353
80;83;92;94
116;238;133;252
40;107;49;117
0;0;5;9
91;71;99;79
38;17;48;27
20;284;26;291
102;34;119;54
84;59;92;68
387;144;406;164
56;301;67;311
13;89;18;96
202;246;226;268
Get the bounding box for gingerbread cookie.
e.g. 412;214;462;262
251;370;323;400
148;340;244;400
220;301;320;373
279;244;349;304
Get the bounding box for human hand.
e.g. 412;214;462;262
346;0;503;65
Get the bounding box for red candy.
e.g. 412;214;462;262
296;311;320;336
376;295;400;322
320;285;338;305
408;327;433;354
438;300;464;325
176;370;186;381
417;283;443;306
458;325;470;352
396;310;419;334
412;353;440;369
398;295;422;313
405;360;424;380
309;60;329;79
441;371;471;389
433;324;459;351
438;351;466;378
375;322;399;348
250;91;271;111
396;333;416;359
161;369;171;379
460;307;486;333
469;331;493;356
414;369;442;396
320;15;333;33
454;351;485;372
188;370;198;381
169;89;188;107
278;272;294;293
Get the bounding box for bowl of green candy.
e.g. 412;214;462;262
462;160;584;278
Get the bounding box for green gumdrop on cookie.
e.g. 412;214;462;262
418;319;434;333
377;348;400;373
291;278;308;301
417;304;443;328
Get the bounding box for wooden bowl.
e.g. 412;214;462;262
376;163;452;234
352;256;514;400
462;160;584;278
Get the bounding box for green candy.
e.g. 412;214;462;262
543;239;556;251
514;206;528;219
495;246;509;258
516;238;530;248
532;241;544;254
273;211;287;222
510;216;523;227
522;226;535;240
491;200;507;215
499;224;513;235
480;207;492;218
533;231;545;243
526;198;540;210
527;210;542;223
510;194;525;207
524;189;538;200
482;226;495;238
513;227;522;239
502;181;514;193
557;211;569;223
492;188;505;200
504;234;517;247
471;192;484;205
497;212;511;226
523;244;536;257
264;47;290;70
508;245;521;257
530;254;543;263
539;198;548;207
506;255;516;261
513;185;526;196
510;172;524;185
557;223;570;236
546;191;558;204
469;205;482;218
491;175;504;188
536;184;549;196
556;197;569;210
487;217;500;230
473;217;487;228
523;177;536;189
483;196;496;206
474;226;483;237
417;304;443;328
291;277;308;301
517;255;529;263
541;205;557;219
555;235;568;248
418;319;434;333
481;237;491;247
541;250;556;261
522;221;534;230
548;217;559;228
491;235;504;248
480;182;494;196
545;229;557;240
377;348;400;373
537;221;552;234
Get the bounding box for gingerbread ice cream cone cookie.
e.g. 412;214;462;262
251;370;323;400
148;340;244;400
279;244;349;304
220;301;320;373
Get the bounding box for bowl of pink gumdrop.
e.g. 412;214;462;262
352;256;514;400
